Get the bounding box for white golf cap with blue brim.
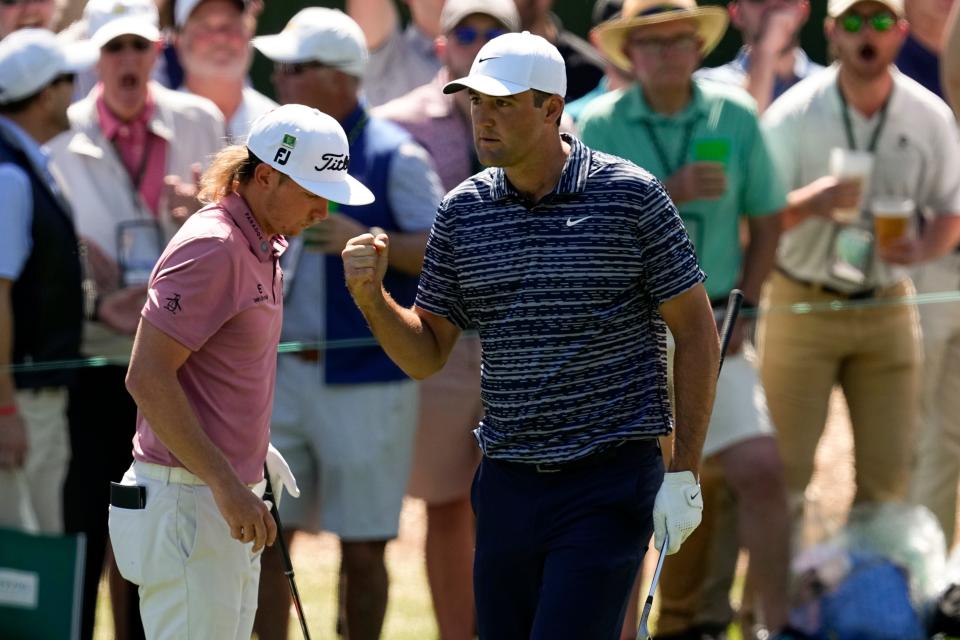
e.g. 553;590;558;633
442;31;567;98
246;104;375;206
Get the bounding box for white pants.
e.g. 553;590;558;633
910;253;960;544
0;388;69;533
109;462;266;640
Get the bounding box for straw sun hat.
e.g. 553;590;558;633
594;0;729;71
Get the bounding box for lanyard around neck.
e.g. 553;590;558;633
837;81;892;153
642;117;699;178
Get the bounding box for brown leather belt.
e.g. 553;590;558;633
293;349;322;363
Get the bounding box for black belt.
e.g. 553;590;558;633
775;267;876;300
493;439;658;474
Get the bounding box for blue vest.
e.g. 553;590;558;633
0;135;83;389
324;107;421;384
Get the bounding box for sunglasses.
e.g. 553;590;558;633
52;72;76;85
451;26;507;46
275;60;332;76
839;12;897;33
102;37;153;54
0;0;51;6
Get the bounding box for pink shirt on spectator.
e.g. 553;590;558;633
96;85;167;216
134;193;286;484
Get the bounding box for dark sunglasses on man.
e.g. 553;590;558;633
102;37;152;54
839;11;897;33
451;25;507;46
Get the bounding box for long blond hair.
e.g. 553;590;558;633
197;145;259;204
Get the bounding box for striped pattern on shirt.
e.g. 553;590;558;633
415;135;706;464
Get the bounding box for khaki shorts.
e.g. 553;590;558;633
407;336;483;504
271;355;419;540
667;338;774;457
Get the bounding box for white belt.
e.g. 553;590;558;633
133;461;267;497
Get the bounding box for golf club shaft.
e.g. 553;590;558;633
635;289;745;639
263;466;312;640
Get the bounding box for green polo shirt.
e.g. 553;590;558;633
580;80;785;299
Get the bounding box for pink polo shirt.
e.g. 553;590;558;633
133;193;286;484
96;85;167;216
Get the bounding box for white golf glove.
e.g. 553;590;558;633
652;470;703;555
265;443;300;507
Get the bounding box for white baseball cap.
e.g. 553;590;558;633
443;31;566;97
828;0;904;17
174;0;246;30
85;0;161;49
0;29;97;105
246;104;375;206
252;8;368;78
439;0;520;34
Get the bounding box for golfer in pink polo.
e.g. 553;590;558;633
109;104;375;639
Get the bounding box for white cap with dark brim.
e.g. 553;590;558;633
246;104;375;206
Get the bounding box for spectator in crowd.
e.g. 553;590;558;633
582;2;791;638
47;0;226;636
372;0;518;637
514;0;606;101
344;30;719;639
898;0;960;550
0;0;56;39
897;0;954;97
943;0;960;112
175;0;276;141
112;104;358;640
348;0;444;107
564;0;632;124
759;0;960;571
0;29;88;533
251;8;444;640
698;0;820;114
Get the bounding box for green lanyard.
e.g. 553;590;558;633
837;82;892;153
642;118;699;177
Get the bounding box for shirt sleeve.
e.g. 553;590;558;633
740;115;788;217
0;164;34;280
415;200;471;329
761;102;802;192
141;236;239;351
386;141;444;231
633;176;706;304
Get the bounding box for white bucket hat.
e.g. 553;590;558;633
246;104;375;206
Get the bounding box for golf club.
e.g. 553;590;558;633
263;464;312;640
636;288;745;640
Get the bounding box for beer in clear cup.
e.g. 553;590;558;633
829;148;873;224
872;196;914;252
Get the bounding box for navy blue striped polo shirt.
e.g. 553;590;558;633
416;134;705;464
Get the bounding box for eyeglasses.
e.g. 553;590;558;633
626;34;699;56
839;12;897;33
451;26;507;46
102;37;152;54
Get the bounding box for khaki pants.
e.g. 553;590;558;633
0;388;69;533
757;271;920;506
909;254;960;545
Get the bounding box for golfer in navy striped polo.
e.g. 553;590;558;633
342;31;720;639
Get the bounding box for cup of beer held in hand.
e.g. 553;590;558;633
872;196;915;252
829;148;874;224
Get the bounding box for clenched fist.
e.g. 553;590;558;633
342;229;389;309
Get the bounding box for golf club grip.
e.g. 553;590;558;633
717;289;744;374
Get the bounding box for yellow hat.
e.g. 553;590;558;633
594;0;729;71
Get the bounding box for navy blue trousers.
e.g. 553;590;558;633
472;439;663;640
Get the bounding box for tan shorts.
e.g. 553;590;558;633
407;335;483;504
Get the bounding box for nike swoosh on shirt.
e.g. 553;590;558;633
566;216;592;227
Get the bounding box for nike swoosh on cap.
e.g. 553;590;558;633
478;56;500;63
